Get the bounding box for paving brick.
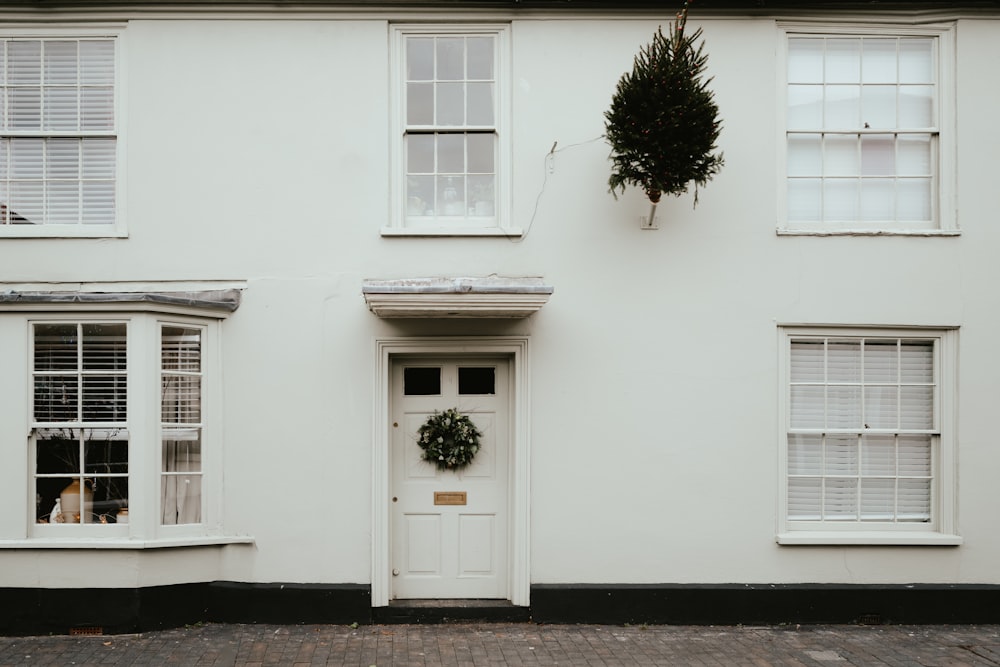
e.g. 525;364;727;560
2;623;1000;666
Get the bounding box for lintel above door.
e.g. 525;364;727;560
362;277;553;319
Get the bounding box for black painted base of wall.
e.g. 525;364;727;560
3;582;1000;635
530;584;1000;626
0;582;370;636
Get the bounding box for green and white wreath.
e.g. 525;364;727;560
417;407;482;471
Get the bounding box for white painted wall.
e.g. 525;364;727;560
1;9;999;591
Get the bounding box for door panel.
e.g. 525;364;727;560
391;358;509;600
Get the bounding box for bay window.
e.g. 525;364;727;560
28;314;216;539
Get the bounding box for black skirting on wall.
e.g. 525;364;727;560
3;582;1000;634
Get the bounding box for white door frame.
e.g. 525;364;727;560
373;336;530;607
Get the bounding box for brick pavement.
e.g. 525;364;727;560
2;622;1000;666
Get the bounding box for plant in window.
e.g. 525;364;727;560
605;1;724;212
417;408;482;471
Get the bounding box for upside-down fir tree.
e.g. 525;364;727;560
605;1;724;207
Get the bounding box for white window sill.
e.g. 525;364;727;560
0;226;127;239
776;229;960;237
777;532;963;546
0;535;255;550
380;227;523;238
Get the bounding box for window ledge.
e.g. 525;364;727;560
380;227;523;238
776;229;961;237
777;532;962;546
0;226;127;239
0;535;255;550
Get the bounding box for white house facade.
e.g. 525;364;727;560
1;0;999;633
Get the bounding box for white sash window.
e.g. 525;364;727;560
779;327;959;545
0;36;118;234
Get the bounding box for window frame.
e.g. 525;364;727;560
26;312;221;543
776;325;960;545
385;23;516;237
776;22;956;236
0;26;126;239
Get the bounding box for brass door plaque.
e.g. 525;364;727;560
434;491;467;506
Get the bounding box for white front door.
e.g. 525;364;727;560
390;358;509;600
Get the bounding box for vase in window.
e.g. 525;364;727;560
60;479;94;524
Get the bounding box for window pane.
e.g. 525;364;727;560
788;134;822;177
864;340;898;382
861;134;894;176
467;133;494;174
899;85;933;127
82;375;127;421
8;40;41;85
788;434;822;475
864;385;898;429
407;174;433;215
900;341;934;383
82;138;116;179
79;40;114;86
900;385;933;429
404;367;440;395
161;474;202;525
467;36;494;79
436;37;464;80
824;85;860;128
407;133;434;173
81;180;115;224
788;476;821;519
788;38;823;83
824;477;858;519
467;82;494;126
896;179;931;221
860;179;894;221
861;434;895;476
437;175;465;215
790;385;825;428
437;133;464;173
827;385;861;428
458;367;495;395
824;135;859;177
897;479;930;521
861;85;896;129
823;178;858;221
82;323;126;369
898;435;932;476
787;85;823;130
34;323;78;370
825;39;861;83
80;86;114;130
787;178;822;223
860;478;894;520
162;327;201;371
406;82;433;125
791;340;825;382
827;341;860;382
436;82;464;126
162;375;201;423
825;435;858;475
406;37;433;80
43;86;79;131
9;86;41;129
862;39;897;84
897;134;931;176
468;174;494;216
899;38;933;84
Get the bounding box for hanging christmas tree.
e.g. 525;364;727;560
605;1;724;206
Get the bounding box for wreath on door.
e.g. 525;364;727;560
417;408;482;471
